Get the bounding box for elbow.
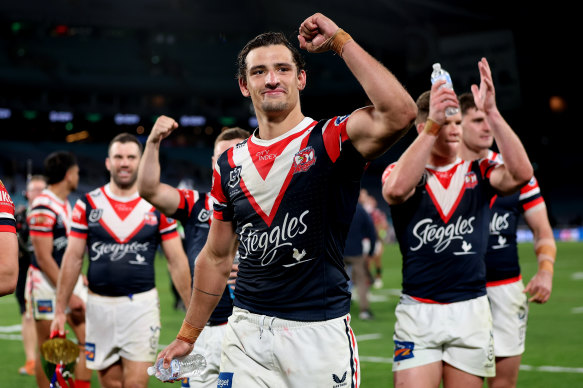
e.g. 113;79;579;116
137;183;154;201
382;180;406;205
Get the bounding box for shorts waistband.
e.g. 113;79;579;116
87;288;158;303
206;321;228;327
232;307;349;329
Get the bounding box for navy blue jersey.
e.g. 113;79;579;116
344;202;377;257
70;184;179;296
172;189;233;324
384;158;498;303
27;189;71;269
486;151;545;284
211;116;368;321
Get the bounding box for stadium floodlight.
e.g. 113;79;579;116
114;113;140;125
179;115;206;127
49;111;74;122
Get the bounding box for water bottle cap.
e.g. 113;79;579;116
432;63;441;70
147;366;156;376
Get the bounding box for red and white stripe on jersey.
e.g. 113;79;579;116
0;180;15;233
70;185;178;243
27;190;71;237
177;188;200;217
322;114;351;163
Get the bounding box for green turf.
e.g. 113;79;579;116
1;242;582;387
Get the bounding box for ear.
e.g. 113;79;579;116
297;70;307;91
416;123;424;134
105;157;111;172
238;77;250;97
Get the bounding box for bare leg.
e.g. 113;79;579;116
34;319;51;388
443;362;484;388
487;356;521;388
393;361;442;388
121;358;152;388
21;312;37;373
67;311;93;383
98;361;123;388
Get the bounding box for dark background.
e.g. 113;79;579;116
0;1;579;225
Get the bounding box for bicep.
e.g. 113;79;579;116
30;234;54;261
0;232;18;270
160;235;186;262
147;184;181;217
64;236;87;263
489;165;522;195
206;219;238;260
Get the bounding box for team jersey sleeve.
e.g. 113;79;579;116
211;157;234;222
158;213;179;241
27;196;56;237
172;188;200;223
519;176;545;214
478;157;500;180
381;163;397;186
322;115;352;163
0;182;16;233
70;198;89;239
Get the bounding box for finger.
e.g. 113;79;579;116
297;35;307;49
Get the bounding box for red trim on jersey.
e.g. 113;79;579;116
425;163;469;224
322;116;349;163
29;230;53;237
211;168;227;205
69;230;87;240
161;230;179;241
523;196;544;212
411;296;449;304
486;274;522;287
489;194;498;209
0;225;16;233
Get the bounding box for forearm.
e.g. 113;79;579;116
167;259;192;307
138;139;163;200
488;109;533;188
36;254;61;286
55;252;83;314
0;233;18;296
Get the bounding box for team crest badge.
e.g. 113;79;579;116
88;209;103;223
292;146;316;174
144;212;157;225
228;167;242;188
464;172;478;189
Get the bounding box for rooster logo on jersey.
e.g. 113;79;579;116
292;146;316;174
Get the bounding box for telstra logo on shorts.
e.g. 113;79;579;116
217;372;233;387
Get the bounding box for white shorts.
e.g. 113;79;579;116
182;323;228;388
84;288;160;370
393;294;495;378
26;266;88;320
218;307;360;388
487;280;528;357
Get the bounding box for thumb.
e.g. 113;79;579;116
297;35;307;49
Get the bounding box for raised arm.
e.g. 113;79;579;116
382;81;457;204
156;218;238;367
138;115;182;216
0;232;18;296
523;203;555;304
161;236;192;307
298;13;417;159
472;58;533;194
51;236;86;335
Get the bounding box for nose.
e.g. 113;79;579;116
265;70;279;87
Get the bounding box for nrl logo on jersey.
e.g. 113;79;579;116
292;146;316;174
228;166;242;188
88;209;103;223
198;208;212;222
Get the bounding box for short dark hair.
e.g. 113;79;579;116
214;127;251;147
415;90;431;125
44;151;77;185
108;132;143;156
458;92;476;116
237;32;306;82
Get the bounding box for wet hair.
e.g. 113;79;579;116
237;32;306;82
44;151;77;185
214;127;251;147
415;90;431;125
458;92;476;116
108;132;143;156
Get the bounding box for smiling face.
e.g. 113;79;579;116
431;112;463;161
106;141;141;190
238;44;306;117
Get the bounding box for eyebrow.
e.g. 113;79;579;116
249;62;294;72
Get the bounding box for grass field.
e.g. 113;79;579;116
1;242;582;387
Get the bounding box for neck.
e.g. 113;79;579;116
255;105;305;141
459;145;487;161
109;181;138;197
429;154;458;168
47;183;70;201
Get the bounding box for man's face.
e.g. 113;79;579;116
212;138;246;167
238;44;306;116
432;113;463;160
26;179;46;204
106;142;141;189
461;107;493;153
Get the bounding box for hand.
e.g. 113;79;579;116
428;80;459;126
50;311;68;337
524;270;553;303
148;115;179;144
156;338;194;369
471;58;497;114
297;13;339;53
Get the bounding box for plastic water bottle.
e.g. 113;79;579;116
430;63;459;117
228;254;239;300
147;353;206;381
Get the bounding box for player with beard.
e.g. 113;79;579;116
155;12;417;387
27;151;92;388
51;133;192;388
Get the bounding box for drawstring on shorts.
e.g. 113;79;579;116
259;315;276;339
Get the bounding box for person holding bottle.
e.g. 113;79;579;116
50;133;192;388
138;122;250;387
381;58;533;387
458;91;556;388
155;12;417;387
